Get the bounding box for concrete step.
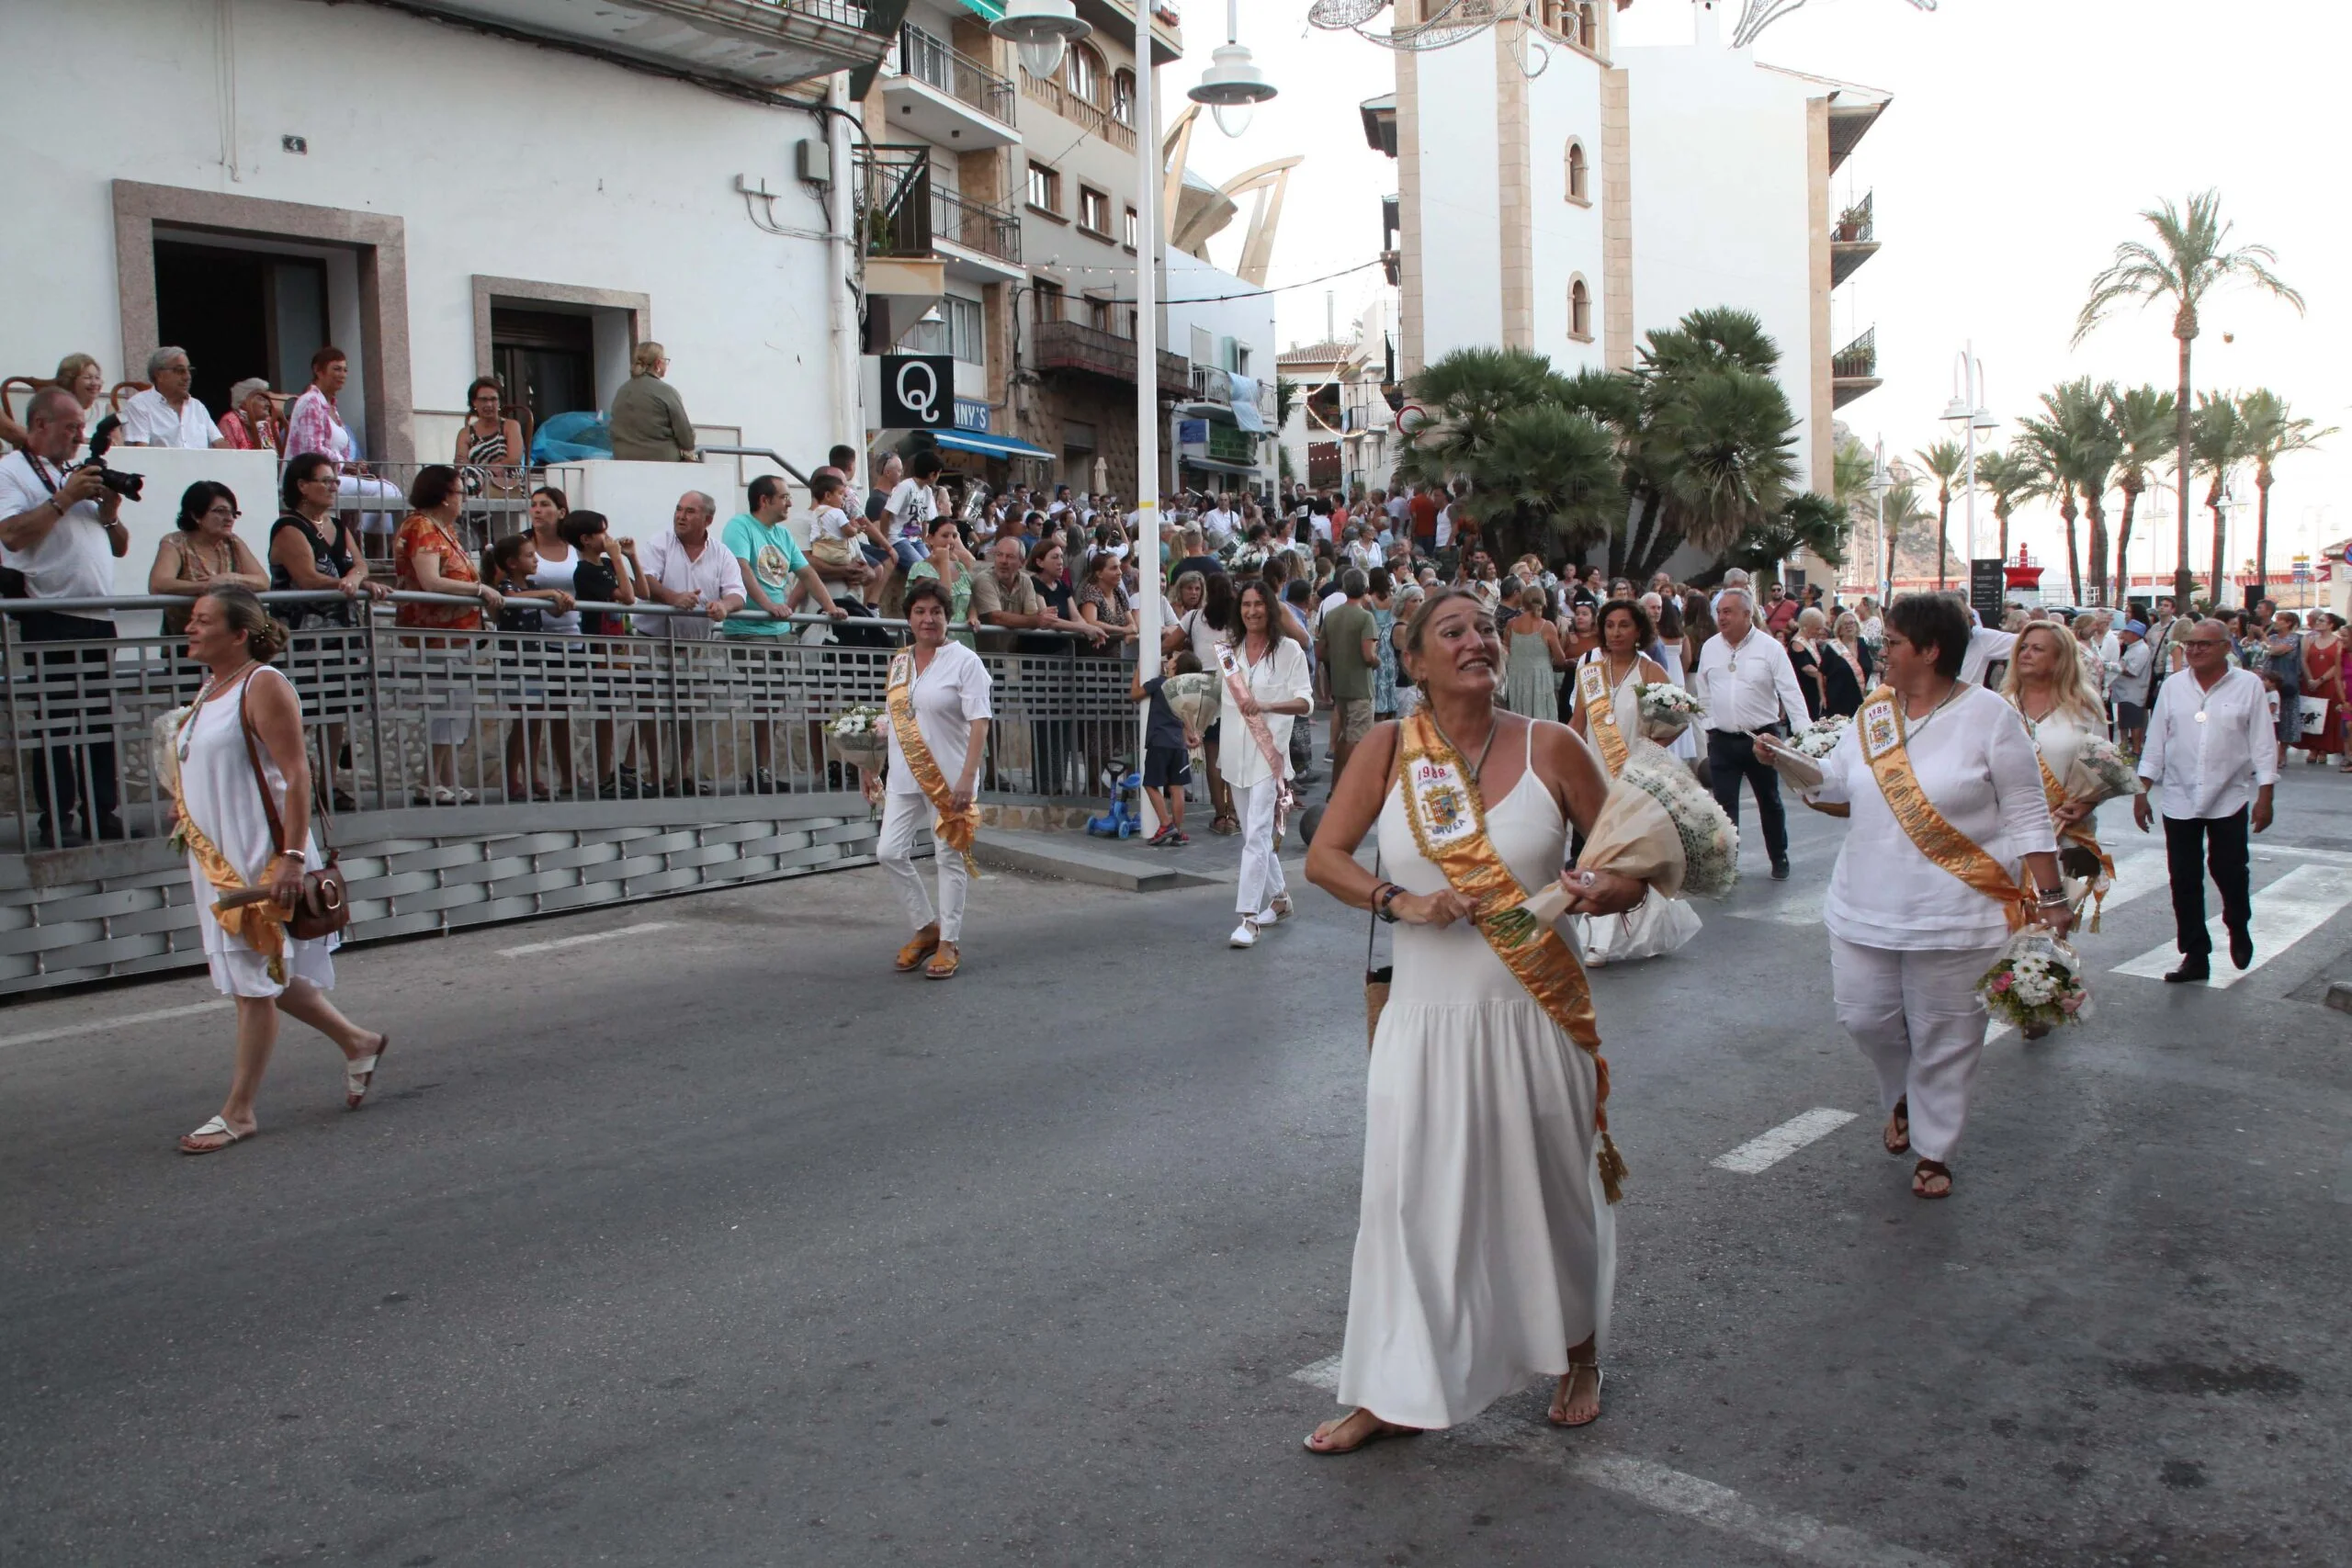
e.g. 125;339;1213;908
972;829;1227;893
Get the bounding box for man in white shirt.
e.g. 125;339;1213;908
1948;593;2019;687
2107;619;2155;750
2132;619;2277;983
635;491;748;794
1694;589;1810;879
120;347;226;449
0;387;134;844
1200;493;1238;549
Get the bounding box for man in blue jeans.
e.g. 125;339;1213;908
1692;589;1810;880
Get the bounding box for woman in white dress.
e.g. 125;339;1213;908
1303;589;1647;1451
1758;594;2069;1199
1220;581;1314;949
175;586;390;1154
2002;621;2109;1034
1567;599;1701;964
867;579;991;980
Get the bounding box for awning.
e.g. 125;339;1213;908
956;0;1006;19
1179;455;1263;477
933;427;1056;461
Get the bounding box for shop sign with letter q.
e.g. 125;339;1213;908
881;355;955;429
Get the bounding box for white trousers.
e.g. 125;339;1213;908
1829;936;2005;1164
1231;775;1288;916
877;791;969;941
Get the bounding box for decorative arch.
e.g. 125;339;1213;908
1565;138;1589;204
1568;276;1593;342
1066;41;1106;107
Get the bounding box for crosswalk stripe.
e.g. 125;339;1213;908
2112;863;2352;988
1711;1108;1858;1173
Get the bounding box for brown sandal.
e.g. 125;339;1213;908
1884;1098;1910;1156
894;923;940;972
1913;1158;1952;1199
923;942;961;980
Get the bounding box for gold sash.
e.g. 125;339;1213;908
1396;712;1627;1202
1857;686;2029;932
2037;751;2113;933
169;705;290;984
1576;658;1629;777
887;649;979;873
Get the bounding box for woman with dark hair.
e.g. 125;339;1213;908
394;464;503;805
269;453;388;808
151;480;267;633
1218;579;1313;949
171;584;390;1154
1078;546;1136;646
868;575;991;980
1023;537;1102;647
1759;592;2069;1200
1301;587;1650;1450
904;512;978;645
481;533;576;801
454;376;526;495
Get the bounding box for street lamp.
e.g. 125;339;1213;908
1187;0;1279;139
1939;343;1993;597
989;0;1091;81
1868;437;1894;606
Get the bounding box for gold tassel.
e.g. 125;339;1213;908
1597;1129;1629;1204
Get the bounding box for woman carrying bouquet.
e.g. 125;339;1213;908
1563;599;1698;961
1301;589;1649;1451
867;579;991;980
1759;594;2069;1200
1218;581;1314;949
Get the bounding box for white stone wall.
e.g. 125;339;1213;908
1408;36;1506;359
1525;51;1610;371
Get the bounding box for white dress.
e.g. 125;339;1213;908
177;668;337;998
1337;728;1616;1429
1574;653;1702;964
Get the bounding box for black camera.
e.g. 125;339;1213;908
77;415;145;502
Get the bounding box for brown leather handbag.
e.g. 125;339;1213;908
239;680;351;942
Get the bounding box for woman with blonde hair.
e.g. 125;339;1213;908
2;352;107;454
1788;605;1830;721
2002;621;2112;979
172;585;390;1153
1819;609;1873;717
607;341;696;462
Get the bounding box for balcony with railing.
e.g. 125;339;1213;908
931;185;1022;270
856;147;1020;277
1020;73;1137;153
1182;364;1277;426
1830;190;1879;287
1033;319;1189;395
397;0;886;91
882;23;1018;149
1832;326;1882;408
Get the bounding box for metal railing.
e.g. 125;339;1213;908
1018;73;1136;152
0;592;1144;854
858;144;934;258
1834;191;1874;244
899;23;1016;125
932;185;1022;265
1032;320;1192;393
1832;327;1879;380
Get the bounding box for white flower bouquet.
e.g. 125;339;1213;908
1160;671;1221;772
824;704;891;773
2063;735;2144;807
1762;714;1848;793
1497;738;1740;943
1634;682;1704;742
1978;928;2093;1032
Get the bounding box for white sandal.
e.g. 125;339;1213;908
345;1034;390;1110
179;1115;248;1155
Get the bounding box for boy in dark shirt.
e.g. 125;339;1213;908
1133;649;1204;846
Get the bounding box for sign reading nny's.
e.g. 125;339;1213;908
881;355;955;429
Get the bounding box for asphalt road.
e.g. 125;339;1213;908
4;765;2348;1567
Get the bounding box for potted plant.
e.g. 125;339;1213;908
1835;205;1869;243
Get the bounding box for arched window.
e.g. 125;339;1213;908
1067;43;1104;107
1569;277;1592;341
1566;140;1589;203
1578;2;1597;48
1112;68;1136;125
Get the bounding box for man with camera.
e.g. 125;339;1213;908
0;386;133;846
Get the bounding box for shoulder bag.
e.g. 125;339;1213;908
239;677;351;941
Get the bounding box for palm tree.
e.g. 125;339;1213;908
1970;447;2045;567
2103;384;2177;605
2237;390;2335;603
1612;309;1798;579
1881;476;1930;589
2016;387;2103;605
2189;392;2256;606
1725;491;1848;578
1914;440;1966;592
2074;190;2304;609
1394;346;1619;563
2040;378;2121;605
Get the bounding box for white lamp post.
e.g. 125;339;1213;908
1869;437;1893;606
1188;0;1279;138
1939;343;1994;597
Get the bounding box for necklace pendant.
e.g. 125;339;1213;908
2194;710;2208;723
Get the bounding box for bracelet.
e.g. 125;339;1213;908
2034;886;2067;906
1374;882;1405;923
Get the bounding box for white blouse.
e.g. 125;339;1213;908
1216;635;1313;790
1811;683;2058;950
884;640;993;797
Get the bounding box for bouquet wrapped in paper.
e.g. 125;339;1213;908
1159;671;1221;773
2062;735;2144;807
1761;713;1849;793
823;704;891;773
1634;682;1704;743
1978;928;2093;1032
1495;739;1740;939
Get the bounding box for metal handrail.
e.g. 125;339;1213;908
899;22;1015;124
931;185;1022;265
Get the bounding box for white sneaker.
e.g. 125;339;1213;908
1228;918;1259;949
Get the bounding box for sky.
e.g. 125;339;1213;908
1165;0;2352;590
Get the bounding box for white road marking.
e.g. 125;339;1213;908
2112;863;2352;989
2091;848;2170;912
1290;1353;1342;1393
497;921;675;958
1732;885;1828;928
1542;1447;1956;1568
0;999;232;1051
1711;1107;1858;1174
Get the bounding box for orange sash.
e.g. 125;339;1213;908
1857;686;2030;932
1576;658;1630;777
1396;712;1627;1201
2037;751;2114;933
887;649;979;872
167;704;289;983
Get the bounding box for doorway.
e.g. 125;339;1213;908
490;308;596;435
153;241;328;418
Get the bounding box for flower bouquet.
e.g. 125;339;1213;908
824;704;891;775
1161;671;1221;773
2063;735;2144;807
1978;928;2093;1033
1634;682;1704;743
1762;713;1849;793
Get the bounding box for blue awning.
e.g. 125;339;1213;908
933;428;1056;461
